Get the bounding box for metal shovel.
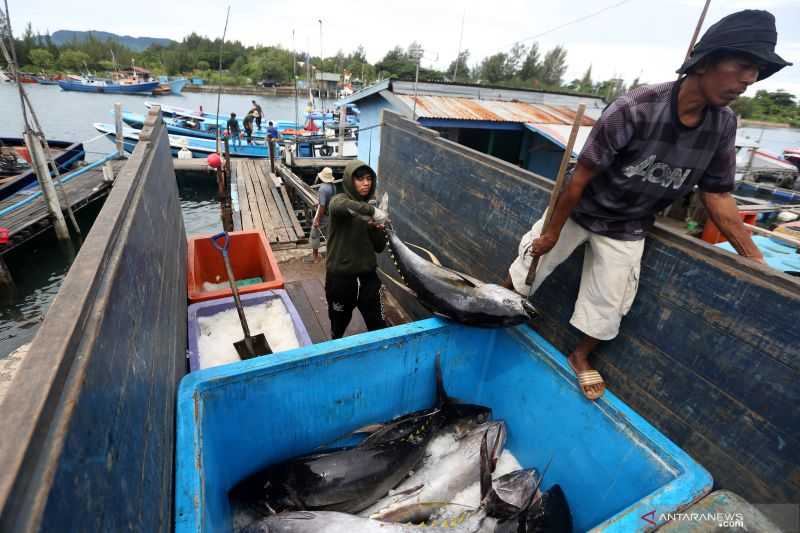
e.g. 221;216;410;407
210;232;272;360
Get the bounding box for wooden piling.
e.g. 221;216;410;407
114;103;124;158
338;104;346;156
268;138;276;174
24;132;70;241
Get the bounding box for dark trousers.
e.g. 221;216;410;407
325;271;387;339
255;117;262;129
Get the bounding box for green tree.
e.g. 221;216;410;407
505;42;527;79
578;65;592;93
58;49;91;71
28;48;53;70
518;43;541;81
197;60;210;70
447;50;470;81
479;53;508;83
540;46;567;87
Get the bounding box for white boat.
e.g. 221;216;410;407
735;134;798;188
0;70;11;82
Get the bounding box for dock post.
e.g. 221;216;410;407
24;132;70;241
114;103;124;158
0;255;13;290
338;104;346;156
268;138;276;174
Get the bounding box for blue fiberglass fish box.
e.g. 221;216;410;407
175;319;712;533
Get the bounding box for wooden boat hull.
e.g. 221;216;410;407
374;109;800;505
0;138;86;201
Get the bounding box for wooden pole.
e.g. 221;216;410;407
268;138;276;174
24;132;70;241
0;254;13;289
114;102;124;157
338;104;346;156
682;0;712;65
524;104;586;291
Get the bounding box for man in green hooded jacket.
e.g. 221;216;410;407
325;159;389;339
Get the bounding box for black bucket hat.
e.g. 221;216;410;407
677;10;791;81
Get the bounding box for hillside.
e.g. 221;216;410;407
51;30;175;52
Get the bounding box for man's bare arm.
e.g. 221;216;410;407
531;162;596;256
701;191;764;262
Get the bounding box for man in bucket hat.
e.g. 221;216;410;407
308;167;337;263
504;10;790;401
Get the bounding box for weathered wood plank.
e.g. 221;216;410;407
252;161;291;242
279;183;305;239
0;112;185;532
236;161;255;231
243;161;268;237
250;160;287;242
284;281;327;343
376;109;800;505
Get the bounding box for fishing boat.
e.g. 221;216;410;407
93;123;276;159
0;137;86;201
735;137;799;188
0;70;10;82
121;111;279;141
784;147;800;169
58;77;160;95
157;76;188;95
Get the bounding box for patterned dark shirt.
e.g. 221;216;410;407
572;80;737;240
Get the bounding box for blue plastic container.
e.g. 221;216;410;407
187;289;312;372
175;319;712;532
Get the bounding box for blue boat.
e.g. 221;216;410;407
122;111;275;141
0;137;85;201
158;76;188;95
93;122;276;159
58;77;160;95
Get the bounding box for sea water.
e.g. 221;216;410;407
196;298;299;369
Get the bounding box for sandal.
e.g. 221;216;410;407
568;359;605;401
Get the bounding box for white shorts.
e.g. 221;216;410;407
508;215;644;341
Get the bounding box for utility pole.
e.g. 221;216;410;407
318;19;324;110
409;44;424;120
454;11;465;81
293;29;298;146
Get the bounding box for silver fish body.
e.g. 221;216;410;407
386;230;536;327
362;421;507;519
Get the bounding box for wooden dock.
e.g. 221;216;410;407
0;159;123;253
235;159;307;249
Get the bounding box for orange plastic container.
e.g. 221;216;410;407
187;230;284;303
701;211;757;244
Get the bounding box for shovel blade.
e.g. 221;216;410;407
234;334;272;360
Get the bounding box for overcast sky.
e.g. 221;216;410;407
8;0;799;96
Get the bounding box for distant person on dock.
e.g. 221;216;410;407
243;113;255;145
267;121;279;140
250;100;263;129
309;167;336;263
226;112;241;147
325;160;388;339
503;10;789;401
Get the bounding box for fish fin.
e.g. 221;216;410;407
405;241;443;266
377;268;418;297
491;425;503;472
479;431;492;502
351;423;385;435
378;192;389;212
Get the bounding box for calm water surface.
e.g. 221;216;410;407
0;83;302;356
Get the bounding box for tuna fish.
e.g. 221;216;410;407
361;421;507;520
229;357;492;516
377;194;537;327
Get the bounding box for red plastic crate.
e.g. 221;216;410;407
187;230;284;303
702;211;757;244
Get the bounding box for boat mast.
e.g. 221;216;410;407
215;6;231;153
293;29;298;146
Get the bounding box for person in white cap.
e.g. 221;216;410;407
309;167;336;263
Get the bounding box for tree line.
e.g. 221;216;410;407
3;25;642;98
4;25;799;126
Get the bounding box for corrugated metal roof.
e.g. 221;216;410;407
396;95;596;126
526;123;594;155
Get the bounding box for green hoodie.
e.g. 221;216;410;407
326;159;386;274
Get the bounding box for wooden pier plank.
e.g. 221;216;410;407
284;281;327;343
249;160;288;242
0;159;121;253
252;161;293;242
279;182;305;239
241;161;268;237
